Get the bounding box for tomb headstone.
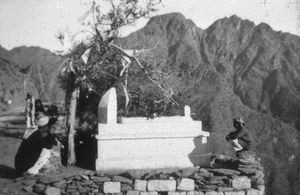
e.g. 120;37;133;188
98;87;117;124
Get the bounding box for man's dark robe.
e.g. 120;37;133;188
15;130;55;175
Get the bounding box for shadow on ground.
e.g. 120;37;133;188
0;129;23;139
0;165;17;179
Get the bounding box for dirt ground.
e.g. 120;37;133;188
0;108;84;194
0;107;25;180
0;119;26;194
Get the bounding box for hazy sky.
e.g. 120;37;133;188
0;0;299;52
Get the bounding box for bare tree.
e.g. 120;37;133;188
58;0;171;166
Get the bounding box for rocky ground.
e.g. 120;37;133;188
0;142;264;195
0;124;87;195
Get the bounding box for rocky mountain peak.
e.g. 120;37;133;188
207;15;255;32
146;12;198;30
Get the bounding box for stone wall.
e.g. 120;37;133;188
18;157;264;195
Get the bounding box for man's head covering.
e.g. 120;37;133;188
26;93;32;99
35;112;49;127
233;117;246;127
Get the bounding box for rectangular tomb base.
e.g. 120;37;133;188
96;136;211;174
95;157;212;174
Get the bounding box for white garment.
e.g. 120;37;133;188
27;148;51;175
230;139;244;151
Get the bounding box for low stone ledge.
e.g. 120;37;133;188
168;191;187;195
205;191;224;195
177;178;195;191
140;191;158;195
246;189;264;195
44;187;60;195
135;180;148;191
147;180;177;191
208;169;241;177
113;175;133;184
103;182;121;193
126;190;140;195
224;191;245;195
186;191;205;195
15;156;264;195
231;177;251;190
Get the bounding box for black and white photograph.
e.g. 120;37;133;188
0;0;299;194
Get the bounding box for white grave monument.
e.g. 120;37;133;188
96;88;210;173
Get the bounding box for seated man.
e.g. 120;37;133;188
226;117;252;158
15;114;58;175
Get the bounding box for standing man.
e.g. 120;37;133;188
25;93;35;128
226;117;252;158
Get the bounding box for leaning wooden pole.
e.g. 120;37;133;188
67;86;79;166
65;59;79;166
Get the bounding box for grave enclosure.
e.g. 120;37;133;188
96;88;210;173
15;87;265;195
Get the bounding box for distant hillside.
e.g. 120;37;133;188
116;13;300;195
0;46;65;110
0;56;37;111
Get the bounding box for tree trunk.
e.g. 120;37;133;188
30;96;35;127
67;87;79;166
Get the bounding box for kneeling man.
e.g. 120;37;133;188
15;114;58;175
226;117;252;158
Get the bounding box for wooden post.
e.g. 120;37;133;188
25;97;31;128
31;96;35;127
67;87;79;165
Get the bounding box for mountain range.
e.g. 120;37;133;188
0;45;65;111
0;13;300;194
117;13;300;195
